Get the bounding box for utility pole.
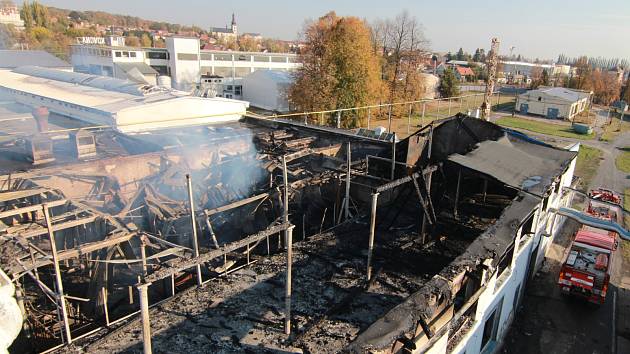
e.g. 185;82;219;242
481;38;500;121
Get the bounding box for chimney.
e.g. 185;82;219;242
32;106;49;133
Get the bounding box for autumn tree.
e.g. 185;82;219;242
140;33;152;47
125;35;140;47
238;36;258;52
288;12;382;127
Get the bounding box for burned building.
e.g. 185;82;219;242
0;105;577;354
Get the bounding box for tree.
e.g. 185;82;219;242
68;10;82;22
238;36;258;52
288;12;382;127
375;11;429;106
125;35;140;47
140;33;152;47
438;68;460;98
456;47;465;60
20;1;34;29
541;69;550;86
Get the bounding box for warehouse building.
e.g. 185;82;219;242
70;37;300;93
0;66;249;133
516;87;592;120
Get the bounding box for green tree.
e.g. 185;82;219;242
541;69;550;86
456;47;465;60
288;12;382;127
438;68;460;98
20;1;33;29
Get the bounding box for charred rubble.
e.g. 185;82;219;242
0;114;576;353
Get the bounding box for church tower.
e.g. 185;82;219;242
231;13;237;35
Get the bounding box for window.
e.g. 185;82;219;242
130;52;137;58
270;56;286;63
234;85;242;95
496;243;514;277
200;53;212;61
480;299;503;352
236;54;251;61
177;53;198;61
122;51;129;57
214;54;232;61
254;55;269;62
147;51;168;60
538;96;542;101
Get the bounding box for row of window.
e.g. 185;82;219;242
72;46;112;58
115;51;138;58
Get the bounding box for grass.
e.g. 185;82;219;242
496;116;595;140
601;114;630;142
615;147;630;173
574;145;603;190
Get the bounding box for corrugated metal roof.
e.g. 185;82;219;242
13;65;151;96
0;50;71;69
115;62;159;75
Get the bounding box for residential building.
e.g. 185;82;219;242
0;50;72;72
70;37;300;92
210;13;238;41
241;32;263;42
454;66;475;82
516;87;592;120
0;1;23;29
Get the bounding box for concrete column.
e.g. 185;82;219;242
186;174;203;286
138;283;152;354
42;204;72;344
367;192;379;281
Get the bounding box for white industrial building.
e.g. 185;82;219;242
242;70;293;111
0;50;72;72
70;37;300;94
516;87;592;120
0;66;249;133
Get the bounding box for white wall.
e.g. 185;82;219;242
429;158;576;354
167;37;201;92
242;71;291;111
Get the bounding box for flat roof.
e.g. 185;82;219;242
0;50;71;69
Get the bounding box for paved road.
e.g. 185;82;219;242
499;109;630;354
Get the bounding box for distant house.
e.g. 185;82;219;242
453;66;475;82
0;1;23;29
516;87;592;120
241;33;262;42
0;50;72;72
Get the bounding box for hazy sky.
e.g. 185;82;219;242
30;0;630;60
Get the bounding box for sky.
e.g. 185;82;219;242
29;0;630;61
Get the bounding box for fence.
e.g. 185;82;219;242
254;92;516;138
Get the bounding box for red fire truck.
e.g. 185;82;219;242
558;227;617;304
558;189;621;304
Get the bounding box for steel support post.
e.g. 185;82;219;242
186;174;203;286
407;103;412;134
454;170;462;218
345;142;351;221
42;204;72;344
367;192;379;281
390;133;396;181
284;225;295;335
387;105;393;132
282;155;289;250
138;283;152;354
421;102;426;126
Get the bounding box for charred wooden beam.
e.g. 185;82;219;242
203;193;269;217
144;222;291;283
0;199;68;219
375;165;439;193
